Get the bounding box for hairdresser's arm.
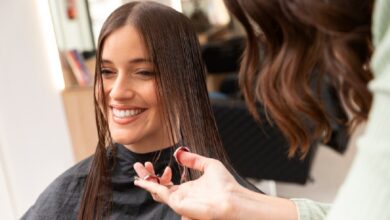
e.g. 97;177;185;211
292;199;331;220
324;0;390;219
134;151;298;220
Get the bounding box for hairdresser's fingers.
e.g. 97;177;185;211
159;166;173;185
134;162;159;183
175;150;218;173
134;178;171;203
133;162;151;178
144;162;156;175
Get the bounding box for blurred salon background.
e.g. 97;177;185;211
0;0;363;219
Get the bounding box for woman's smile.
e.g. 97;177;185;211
111;106;147;125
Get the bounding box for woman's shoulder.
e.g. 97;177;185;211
39;155;93;195
53;155;94;185
20;156;94;220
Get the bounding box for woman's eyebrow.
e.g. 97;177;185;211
127;57;152;64
101;58;152;64
101;59;113;65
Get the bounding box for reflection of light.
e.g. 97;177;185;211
208;0;230;26
171;0;183;12
146;0;182;12
35;0;65;91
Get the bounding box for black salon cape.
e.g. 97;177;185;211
21;144;261;220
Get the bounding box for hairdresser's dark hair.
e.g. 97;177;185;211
78;2;230;219
224;0;373;156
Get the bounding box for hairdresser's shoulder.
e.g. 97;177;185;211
20;155;94;220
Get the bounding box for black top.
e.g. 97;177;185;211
21;144;260;220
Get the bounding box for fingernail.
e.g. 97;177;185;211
173;146;190;166
144;174;160;184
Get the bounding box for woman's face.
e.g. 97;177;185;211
101;25;170;153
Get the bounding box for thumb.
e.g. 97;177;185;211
175;149;215;172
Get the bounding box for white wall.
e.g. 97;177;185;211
0;0;75;218
0;140;16;219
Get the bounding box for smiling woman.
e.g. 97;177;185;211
21;1;260;220
101;25;170;154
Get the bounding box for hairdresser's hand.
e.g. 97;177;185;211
133;149;242;220
133;161;175;201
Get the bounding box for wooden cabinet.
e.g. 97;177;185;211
62;87;97;161
59;52;98;162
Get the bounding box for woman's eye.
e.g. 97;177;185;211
136;70;155;78
101;68;115;77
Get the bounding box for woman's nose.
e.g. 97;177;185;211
109;73;134;100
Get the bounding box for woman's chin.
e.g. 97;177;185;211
111;134;137;146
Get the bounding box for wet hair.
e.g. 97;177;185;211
224;0;373;156
78;2;230;219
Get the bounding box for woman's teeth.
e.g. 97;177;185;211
113;108;144;118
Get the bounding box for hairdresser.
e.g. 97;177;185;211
134;0;390;219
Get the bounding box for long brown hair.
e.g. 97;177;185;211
224;0;373;156
78;2;230;219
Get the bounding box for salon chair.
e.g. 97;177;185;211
210;86;349;184
211;99;318;184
